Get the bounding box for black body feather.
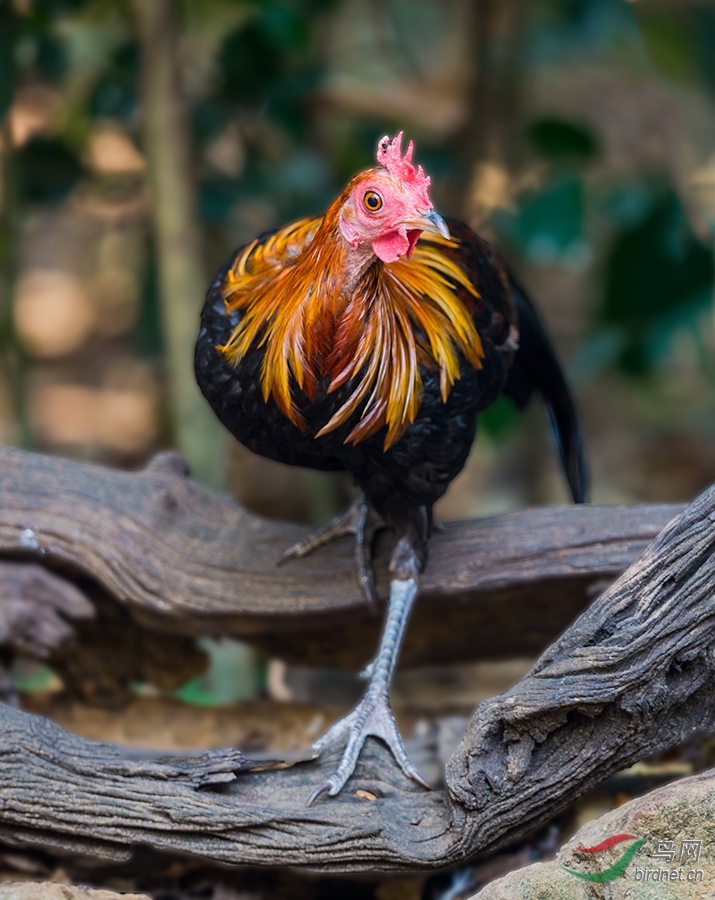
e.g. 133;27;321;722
195;219;587;569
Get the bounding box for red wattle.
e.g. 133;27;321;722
372;230;408;263
372;228;411;263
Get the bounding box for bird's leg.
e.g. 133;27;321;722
278;488;382;607
307;537;428;805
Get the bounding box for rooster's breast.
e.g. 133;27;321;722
195;255;513;505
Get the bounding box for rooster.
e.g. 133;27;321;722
195;133;587;804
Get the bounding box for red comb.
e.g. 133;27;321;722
376;132;431;206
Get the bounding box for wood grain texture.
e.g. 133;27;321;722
446;480;715;857
0;562;93;658
0;700;451;870
0;446;713;872
0;445;680;668
0;560;207;707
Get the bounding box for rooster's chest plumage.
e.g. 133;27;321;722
195;242;513;507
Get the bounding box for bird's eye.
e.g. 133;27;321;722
363;191;383;212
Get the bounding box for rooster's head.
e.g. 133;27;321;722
338;132;450;264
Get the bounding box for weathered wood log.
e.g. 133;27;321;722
447;480;715;855
0;445;680;670
0;700;449;869
0;562;94;703
0;560;207;706
0;481;712;872
0;562;92;658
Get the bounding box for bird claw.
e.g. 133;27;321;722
358;660;375;679
306;689;430;805
306;781;333;807
277;489;382;608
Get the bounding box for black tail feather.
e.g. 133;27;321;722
504;278;589;504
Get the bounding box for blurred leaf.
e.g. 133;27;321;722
527;116;599;163
600;187;713;374
600;183;655;230
479;394;521;441
33;27;69;82
16;6;71;84
192;96;231;146
88;42;139;120
694;9;715;100
638;11;699;82
570;327;626;382
260;1;309;52
602;189;712;325
10;660;56;693
135;235;165;359
36;0;91;14
218;20;284;106
533;0;640;58
325;118;381;185
505;176;587;267
198;174;243;223
173;638;263;706
216;1;327;139
647;290;711;365
0;5;16;120
16;136;84;204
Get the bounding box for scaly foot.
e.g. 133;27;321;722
306;686;430;805
278;489;382;607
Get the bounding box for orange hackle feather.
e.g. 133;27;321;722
218;177;484;450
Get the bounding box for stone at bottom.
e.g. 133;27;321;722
471;770;715;900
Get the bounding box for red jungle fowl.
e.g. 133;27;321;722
195;133;588;804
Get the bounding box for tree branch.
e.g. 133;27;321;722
0;445;679;671
0;446;713;871
446;481;715;856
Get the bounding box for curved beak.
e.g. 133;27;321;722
400;208;450;240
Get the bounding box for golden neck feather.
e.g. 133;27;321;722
219;195;484;450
